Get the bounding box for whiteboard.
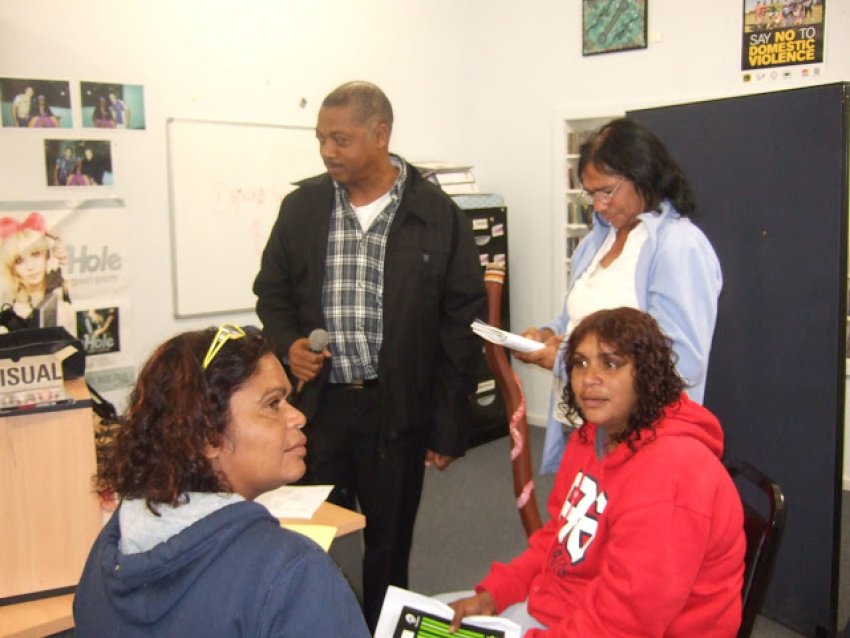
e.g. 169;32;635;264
166;118;324;317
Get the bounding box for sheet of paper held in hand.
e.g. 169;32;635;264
471;319;545;354
374;586;521;638
255;484;333;519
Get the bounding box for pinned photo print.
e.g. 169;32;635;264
0;77;72;128
80;81;146;130
44;139;113;186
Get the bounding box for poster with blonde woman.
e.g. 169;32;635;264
0;211;75;335
0;202;133;394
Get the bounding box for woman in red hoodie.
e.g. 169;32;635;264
449;307;745;637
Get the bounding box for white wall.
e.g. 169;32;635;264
0;0;480;400
458;0;850;417
454;0;850;488
1;0;848;484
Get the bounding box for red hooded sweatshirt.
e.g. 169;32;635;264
478;394;745;637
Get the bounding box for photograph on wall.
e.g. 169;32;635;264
0;201;132;382
0;77;72;128
741;0;825;78
582;0;647;56
80;81;145;130
44;139;113;186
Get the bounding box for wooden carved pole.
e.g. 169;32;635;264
482;263;542;537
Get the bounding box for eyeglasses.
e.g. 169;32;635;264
202;324;246;369
578;179;624;207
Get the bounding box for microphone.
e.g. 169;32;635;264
307;328;330;354
296;328;329;394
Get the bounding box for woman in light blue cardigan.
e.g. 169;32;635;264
516;118;722;473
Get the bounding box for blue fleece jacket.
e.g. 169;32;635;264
73;500;369;637
540;201;722;473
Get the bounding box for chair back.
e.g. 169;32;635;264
482;263;542;536
724;459;786;638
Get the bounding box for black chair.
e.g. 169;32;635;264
724;459;787;638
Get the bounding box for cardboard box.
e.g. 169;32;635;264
0;339;80;411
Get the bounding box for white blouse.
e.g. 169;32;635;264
566;221;648;335
553;221;648;426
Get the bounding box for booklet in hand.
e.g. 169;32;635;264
374;586;520;638
471;319;545;354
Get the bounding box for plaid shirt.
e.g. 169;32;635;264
323;156;407;383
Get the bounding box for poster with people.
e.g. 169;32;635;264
741;0;825;80
0;201;133;390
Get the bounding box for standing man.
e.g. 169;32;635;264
81;146;106;185
254;81;485;630
12;86;33;127
53;146;75;186
108;91;131;129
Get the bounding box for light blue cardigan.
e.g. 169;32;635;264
539;200;722;473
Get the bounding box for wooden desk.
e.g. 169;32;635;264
0;594;73;638
0;378;99;601
0;501;365;638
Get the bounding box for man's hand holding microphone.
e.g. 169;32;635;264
289;328;331;395
288;329;457;472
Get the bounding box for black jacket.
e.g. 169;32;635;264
253;162;485;456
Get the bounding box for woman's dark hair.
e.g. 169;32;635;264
577;117;696;216
561;307;685;449
96;325;272;508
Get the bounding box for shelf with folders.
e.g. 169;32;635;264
565;198;592;273
566;196;594;228
559;113;621;290
413;161;478;195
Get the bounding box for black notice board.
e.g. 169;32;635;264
629;83;849;635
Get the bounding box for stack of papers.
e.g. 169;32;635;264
414;162;479;195
471;320;545;354
255;484;333;518
255;485;337;551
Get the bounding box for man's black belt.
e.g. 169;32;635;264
328;379;379;390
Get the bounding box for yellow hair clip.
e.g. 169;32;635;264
202;324;246;369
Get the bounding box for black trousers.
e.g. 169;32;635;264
299;382;427;631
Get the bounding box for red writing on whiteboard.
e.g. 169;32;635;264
211;182;266;216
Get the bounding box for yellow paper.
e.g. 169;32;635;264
281;523;337;552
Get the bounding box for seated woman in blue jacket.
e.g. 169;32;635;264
74;325;369;637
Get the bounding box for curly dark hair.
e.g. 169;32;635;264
561;308;685;449
577;117;697;216
96;325;272;509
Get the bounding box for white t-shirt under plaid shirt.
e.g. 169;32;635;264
322;156;407;383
